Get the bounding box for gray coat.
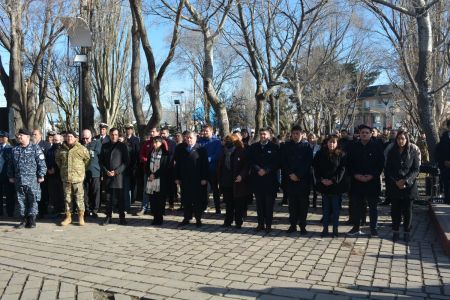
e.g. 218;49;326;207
99;141;129;189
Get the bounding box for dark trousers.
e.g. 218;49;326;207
391;197;413;232
255;192;276;227
222;187;244;225
149;192;164;223
351;193;378;230
84;177;101;213
208;171;221;210
38;180;49;216
322;194;341;228
106;188;125;219
47;175;64;213
0;181;15;216
182;186;206;221
443;177;450;204
288;193;309;228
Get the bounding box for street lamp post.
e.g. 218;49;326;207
174;100;181;131
60;17;92;134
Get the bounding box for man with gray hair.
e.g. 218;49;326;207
81;129;102;218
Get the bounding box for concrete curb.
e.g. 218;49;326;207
429;203;450;255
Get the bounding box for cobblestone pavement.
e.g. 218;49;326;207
0;197;449;300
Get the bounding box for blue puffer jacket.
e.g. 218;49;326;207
198;137;222;172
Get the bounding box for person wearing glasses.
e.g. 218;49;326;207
81;130;102;218
347;125;384;237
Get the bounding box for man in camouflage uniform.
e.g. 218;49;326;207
56;130;90;226
7;128;47;228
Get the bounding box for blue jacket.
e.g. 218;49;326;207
198;137;222;171
7;143;47;186
86;139;102;178
0;144;12;182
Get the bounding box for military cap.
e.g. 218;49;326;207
66;130;79;138
0;131;9;138
125;123;134;129
18;128;32;136
47;130;57;136
99;123;109;129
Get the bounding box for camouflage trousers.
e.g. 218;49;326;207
16;184;40;217
63;182;85;213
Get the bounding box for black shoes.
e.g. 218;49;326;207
347;227;363;236
15;219;26;229
265;226;272;233
332;227;338;238
321;228;329;237
256;224;265;231
393;231;400;242
300;227;308;235
370;228;378;237
221;223;232;228
119;218;127;225
404;232;410;243
286;225;297;233
196;220;202;227
178;219;190;227
102;217;111;226
235;224;242;229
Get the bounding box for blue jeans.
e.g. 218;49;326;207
141;174;150;211
322;194;341;228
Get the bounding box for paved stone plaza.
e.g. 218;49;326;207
0;199;449;300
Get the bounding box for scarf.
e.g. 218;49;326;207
146;149;162;194
224;146;235;170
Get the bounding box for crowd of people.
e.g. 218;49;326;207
1;119;450;243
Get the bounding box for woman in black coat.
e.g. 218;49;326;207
217;134;250;229
313;135;347;237
384;130;420;242
146;136;171;225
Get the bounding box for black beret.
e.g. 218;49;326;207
18;128;32;136
0;131;8;138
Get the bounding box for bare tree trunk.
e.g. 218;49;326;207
130;6;146;137
203;35;230;136
254;84;265;132
414;2;438;161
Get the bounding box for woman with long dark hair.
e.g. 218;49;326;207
384;130;420;242
146;136;171;225
313;135;347;237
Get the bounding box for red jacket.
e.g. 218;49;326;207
139;137;168;171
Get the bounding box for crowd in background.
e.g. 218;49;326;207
1;119;450;243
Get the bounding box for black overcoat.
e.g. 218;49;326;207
248;141;280;195
281;140;313;196
347;139;384;196
100;141;129;189
175;144;209;204
385;144;420;199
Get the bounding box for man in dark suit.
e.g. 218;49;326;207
248;127;280;232
281;126;313;234
437;119;450;204
347;125;384;237
100;128;129;225
175;131;209;227
124;124;140;212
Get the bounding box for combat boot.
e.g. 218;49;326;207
30;216;36;228
60;212;72;226
78;211;85;226
15;218;26;229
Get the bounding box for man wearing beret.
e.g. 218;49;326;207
56;130;91;226
7;129;47;228
0;131;14;217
